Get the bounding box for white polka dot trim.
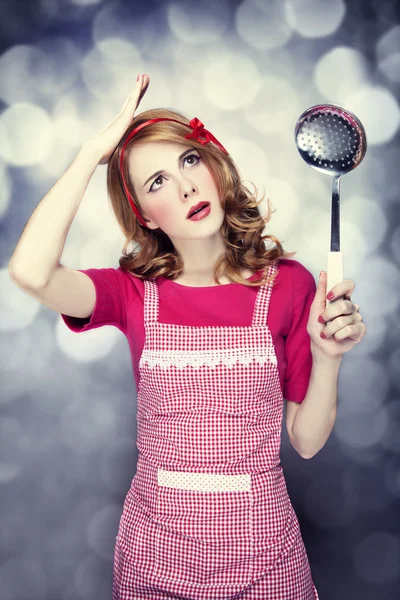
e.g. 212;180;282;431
158;469;251;492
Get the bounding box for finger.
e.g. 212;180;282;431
333;323;364;343
320;299;353;323
323;312;358;337
138;75;149;102
120;75;146;110
327;279;355;300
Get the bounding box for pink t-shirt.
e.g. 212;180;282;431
61;258;316;404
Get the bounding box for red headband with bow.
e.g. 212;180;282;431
118;117;229;228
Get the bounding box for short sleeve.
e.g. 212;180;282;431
60;268;127;334
283;261;316;404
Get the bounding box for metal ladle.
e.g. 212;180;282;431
294;104;367;307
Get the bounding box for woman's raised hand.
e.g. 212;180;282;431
84;74;150;166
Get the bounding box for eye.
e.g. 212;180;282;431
148;153;201;193
184;153;200;166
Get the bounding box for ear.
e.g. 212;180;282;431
143;217;160;230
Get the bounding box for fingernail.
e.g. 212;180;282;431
137;74;141;81
320;331;327;339
327;291;334;300
318;315;325;323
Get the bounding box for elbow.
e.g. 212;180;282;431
299;450;315;460
289;437;317;460
295;448;316;460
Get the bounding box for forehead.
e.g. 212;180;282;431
127;140;194;173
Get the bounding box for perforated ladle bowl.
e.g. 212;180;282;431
294;104;367;306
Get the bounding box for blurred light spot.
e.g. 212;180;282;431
384;458;400;500
37;442;88;500
378;53;400;84
343;257;400;320
81;227;127;268
336;358;388;416
391;226;400;267
64;92;115;144
236;0;293;50
344;85;400;145
99;438;137;493
70;0;103;5
225;138;270;184
314;46;370;104
94;3;179;62
339;445;386;468
0;45;49;105
1;269;42;331
0;501;26;554
244;76;301;134
167;70;217;118
262;177;299;240
33;35;81;95
0;557;47;600
62;166;120;237
93;2;153;47
74;554;111;600
0;417;28;484
285;0;345;38
204;51;261;111
56;315;122;363
53;96;92;149
303;474;356;529
167;0;230;44
354;532;400;584
377;25;400;83
0;103;54;166
60;397;118;451
0;330;37;404
81;38;143;107
87;504;122;560
0;39;80;106
335;405;389;450
344;195;388;254
379;399;400;454
32;140;81;181
342;465;392;511
0;161;11;220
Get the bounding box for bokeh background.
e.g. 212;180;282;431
1;0;400;598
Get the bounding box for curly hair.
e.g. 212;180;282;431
107;107;296;288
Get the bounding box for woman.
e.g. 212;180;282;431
9;74;366;599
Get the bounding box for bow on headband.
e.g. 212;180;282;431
118;116;229;228
184;117;229;154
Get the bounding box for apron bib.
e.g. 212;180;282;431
115;260;319;599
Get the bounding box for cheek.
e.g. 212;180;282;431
202;169;217;188
153;201;172;221
149;196;178;225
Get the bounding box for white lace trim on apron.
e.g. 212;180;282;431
139;347;278;370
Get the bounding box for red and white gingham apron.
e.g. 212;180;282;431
113;260;319;599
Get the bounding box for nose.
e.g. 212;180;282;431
182;180;198;199
178;172;198;201
184;187;196;198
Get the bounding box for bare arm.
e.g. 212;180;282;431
287;354;342;459
8;145;101;288
8;75;150;318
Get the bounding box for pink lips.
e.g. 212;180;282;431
187;204;211;221
187;202;210;219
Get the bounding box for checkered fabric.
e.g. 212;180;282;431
112;260;319;599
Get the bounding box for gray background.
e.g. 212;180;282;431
1;0;400;599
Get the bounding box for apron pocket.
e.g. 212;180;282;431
155;470;253;585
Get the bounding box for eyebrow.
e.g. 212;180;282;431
142;147;198;188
